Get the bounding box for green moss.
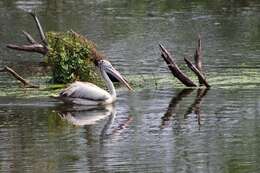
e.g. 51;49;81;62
45;31;102;84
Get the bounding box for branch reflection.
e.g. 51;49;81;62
161;88;209;127
185;88;209;125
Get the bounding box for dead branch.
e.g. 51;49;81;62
159;44;197;87
184;57;210;88
29;12;47;45
6;12;48;55
194;35;208;86
194;35;203;72
6;43;48;55
0;66;39;88
22;30;37;44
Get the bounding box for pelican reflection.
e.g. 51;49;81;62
57;105;116;126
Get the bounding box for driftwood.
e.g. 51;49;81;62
6;12;48;55
0;66;39;88
159;44;197;87
160;35;210;88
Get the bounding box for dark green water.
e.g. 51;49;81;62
0;0;260;172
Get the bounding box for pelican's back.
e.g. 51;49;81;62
56;81;111;105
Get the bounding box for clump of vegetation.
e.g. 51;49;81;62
6;13;106;85
45;31;102;84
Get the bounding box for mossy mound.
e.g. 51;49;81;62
45;31;102;84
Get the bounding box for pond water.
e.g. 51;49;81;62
0;0;260;172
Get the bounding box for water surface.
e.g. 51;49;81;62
0;0;260;172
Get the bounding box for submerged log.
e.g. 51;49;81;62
159;44;197;87
0;66;39;88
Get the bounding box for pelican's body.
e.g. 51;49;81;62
56;81;114;105
53;60;132;105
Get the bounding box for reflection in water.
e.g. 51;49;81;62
15;0;43;12
55;104;133;140
56;105;116;137
57;105;115;126
161;89;194;126
161;88;209;127
185;88;209;125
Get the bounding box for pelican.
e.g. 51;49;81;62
52;60;133;105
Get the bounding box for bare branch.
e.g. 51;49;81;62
29;12;47;46
6;43;48;55
0;66;39;88
184;57;210;88
194;35;202;71
194;35;205;86
159;44;197;87
22;30;37;44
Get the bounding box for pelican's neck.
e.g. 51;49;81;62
101;68;116;99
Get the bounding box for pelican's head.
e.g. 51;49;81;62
98;60;133;91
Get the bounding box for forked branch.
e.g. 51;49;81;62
6;12;48;55
159;44;197;87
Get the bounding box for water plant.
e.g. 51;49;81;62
45;31;101;84
6;12;104;85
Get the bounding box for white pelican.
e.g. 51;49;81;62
52;60;133;105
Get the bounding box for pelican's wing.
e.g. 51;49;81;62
60;81;110;101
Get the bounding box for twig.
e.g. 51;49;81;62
29;12;47;46
194;35;202;72
194;35;207;86
0;66;39;88
159;44;197;87
22;30;37;44
184;57;210;88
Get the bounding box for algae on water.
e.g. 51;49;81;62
45;31;102;84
